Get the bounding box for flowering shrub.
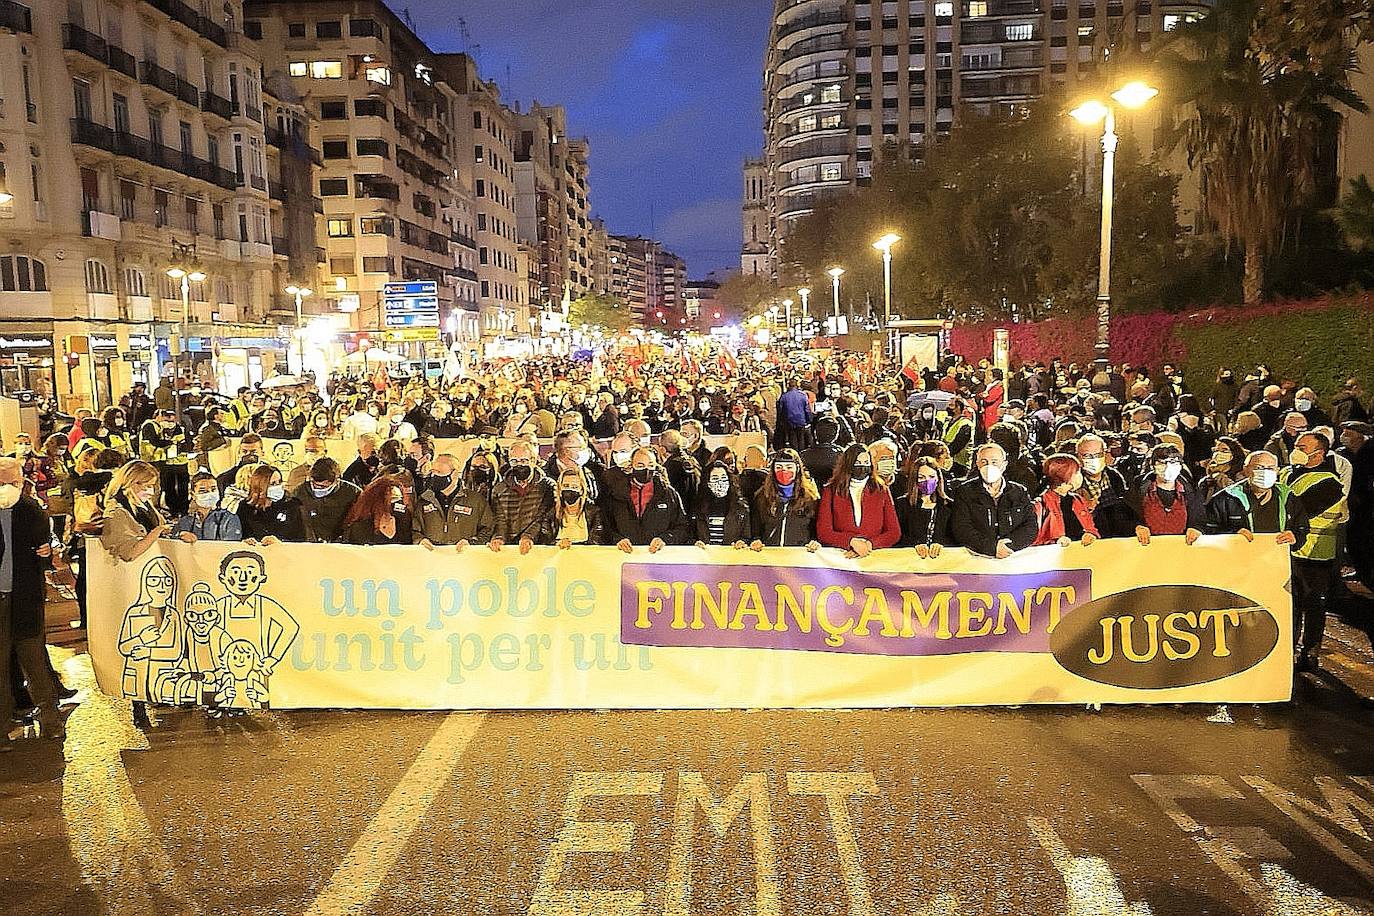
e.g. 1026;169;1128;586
948;292;1374;396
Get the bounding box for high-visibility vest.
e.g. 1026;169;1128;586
942;416;974;468
1283;467;1346;562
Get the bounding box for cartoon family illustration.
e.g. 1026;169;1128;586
117;551;300;710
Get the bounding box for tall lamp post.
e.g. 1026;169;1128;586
827;266;845;332
166;241;205;427
1069;80;1159;373
782;298;794;338
797;287;810;339
285;284;312;377
872;232;901;328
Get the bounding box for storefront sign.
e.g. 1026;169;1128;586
88;536;1292;710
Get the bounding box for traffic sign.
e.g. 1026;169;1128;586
382;280;439;329
383;328;439;342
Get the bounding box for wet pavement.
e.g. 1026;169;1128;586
5;600;1374;916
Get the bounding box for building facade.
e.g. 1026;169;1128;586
245;0;480;354
0;0;323;410
608;234;685;327
741;156;771;276
755;0;1213;271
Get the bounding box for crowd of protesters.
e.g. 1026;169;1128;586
5;345;1374;745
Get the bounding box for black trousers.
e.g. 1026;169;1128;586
0;593;57;728
159;463;190;517
1292;558;1334;658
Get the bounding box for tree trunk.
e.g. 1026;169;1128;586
1243;241;1265;306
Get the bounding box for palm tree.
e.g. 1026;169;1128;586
1159;0;1366;304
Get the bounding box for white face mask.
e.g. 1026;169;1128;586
707;476;730;499
1081;456;1105;475
1251;467;1278;490
195;491;220;510
267;483;286;502
979;463;1005;485
1156;463;1182;484
1296;399;1313;412
612;449;632;468
0;483;19;510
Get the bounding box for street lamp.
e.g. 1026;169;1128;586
766;306;779;333
782;298;794;337
285;284;312;376
1069;79;1159;372
797;287;811;338
166;241;205;426
827;267;845;330
872;232;901;327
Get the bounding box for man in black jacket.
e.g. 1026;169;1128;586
0;459;63;748
1075;434;1138;538
606;447;691;550
801;417;843;489
1204;450;1309;548
294;458;361;543
950;443;1038;558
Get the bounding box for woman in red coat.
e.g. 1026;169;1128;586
1032;453;1099;546
817;443;902;556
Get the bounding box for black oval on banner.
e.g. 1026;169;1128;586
1049;585;1280;689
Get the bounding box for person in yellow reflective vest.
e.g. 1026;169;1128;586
1281;431;1349;672
941;398;974;478
139;409;192;516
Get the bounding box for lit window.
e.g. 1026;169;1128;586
798;115;817;132
327;217;353;237
365;65;391;85
1006;22;1034;40
310;60;343;79
288;61;307;77
934;1;953;16
820;162;842;181
1078;24;1094;37
821;84;842;103
967;1;988;16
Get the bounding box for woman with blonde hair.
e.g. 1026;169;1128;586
100;460;170;563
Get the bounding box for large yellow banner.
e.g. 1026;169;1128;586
87;535;1293;709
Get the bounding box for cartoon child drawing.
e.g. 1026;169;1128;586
214;551;299;696
117;557;185;700
218;639;267;709
155;582;230;705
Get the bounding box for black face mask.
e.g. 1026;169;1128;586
851;466;871;482
470;467;491;484
560;489;582;506
240;453;260;465
632;467;654;484
510;465;533;482
428;473;452;490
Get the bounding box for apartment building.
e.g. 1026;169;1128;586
608;234;685;326
588;215;611;296
0;0;317;409
245;0;480;348
754;0;1214;273
440;52;525;341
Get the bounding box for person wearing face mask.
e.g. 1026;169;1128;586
589;392;621;440
428;400;464;438
816;444;901;557
172;473;243;542
1254;385;1287;437
1205;451;1309;550
1031;454;1099;547
553;468;602;548
606;446;691;552
678;420;711;470
546;430;604;504
100;407;134;459
286;436;328;494
462;448;500;503
1168;395;1215;471
1280;432;1347;671
489;440;556;553
693;462;752;549
941;400;975;478
340;399;380;443
897;457;953;557
749;450;821;550
1198;435;1246;505
342;476;414;545
1129;445;1204;546
403;436;435;487
1331;378;1369;428
413;452;495;549
216;433;266;494
1264;411;1309;467
294;457;361;543
1115;432;1156;489
726;401;763;435
343;433;381;490
1290;387;1330;430
657;429;701;512
236;464;307;545
1210;368;1239;424
951;442;1038;558
195;407;232;456
140;409;192;517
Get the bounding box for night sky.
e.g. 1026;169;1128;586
403;0;772;279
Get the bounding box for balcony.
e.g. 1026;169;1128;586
140;61;179;98
240;241;273;261
202;91;232;121
107;45;138;79
174;76;199;107
82;210;121;240
268;180;286;202
271;235;288;254
776;7;848;43
0;0;30;33
776;63;848;93
265;124;286;148
778;33;847;68
197;13;226;46
355;179;400;201
315;247;326;263
312;197;324;213
62;23;107;66
775;137;850;168
70;117;115;153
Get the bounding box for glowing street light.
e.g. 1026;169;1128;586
797;287;811;338
1069;79;1159;371
166;241;206;425
285;284;312;374
872;232;901;326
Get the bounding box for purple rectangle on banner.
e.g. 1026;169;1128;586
621;563;1093;657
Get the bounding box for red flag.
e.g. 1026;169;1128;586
901;356;921;387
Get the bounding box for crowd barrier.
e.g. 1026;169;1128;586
198;433;769;478
88;535;1293;709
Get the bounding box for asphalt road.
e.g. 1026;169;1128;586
4;604;1374;916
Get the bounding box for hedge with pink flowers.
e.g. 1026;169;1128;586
946;292;1374;397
